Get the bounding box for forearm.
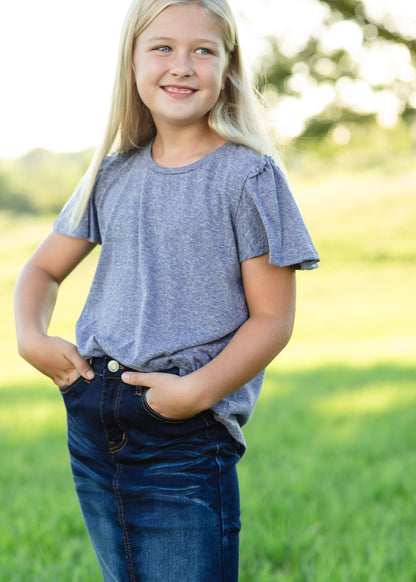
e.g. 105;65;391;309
14;263;59;357
14;260;95;384
183;312;294;411
14;232;96;384
15;232;95;354
121;261;297;420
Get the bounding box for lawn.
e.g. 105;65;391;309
1;144;415;581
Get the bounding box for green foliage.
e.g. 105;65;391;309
258;0;416;141
318;0;416;54
0;170;38;214
0;148;93;215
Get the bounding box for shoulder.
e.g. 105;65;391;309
221;142;262;171
221;142;284;182
98;147;144;181
89;147;147;201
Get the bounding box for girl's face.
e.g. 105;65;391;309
132;4;228;133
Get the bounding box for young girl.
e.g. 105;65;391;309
14;0;319;580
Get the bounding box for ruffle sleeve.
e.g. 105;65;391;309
52;159;114;244
234;156;319;270
53;181;101;243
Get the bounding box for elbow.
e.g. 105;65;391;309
279;319;295;352
17;342;30;362
270;311;295;356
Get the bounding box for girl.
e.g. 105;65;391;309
14;0;319;580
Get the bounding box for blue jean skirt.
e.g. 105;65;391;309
59;356;242;582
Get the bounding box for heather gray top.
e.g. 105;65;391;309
54;141;319;449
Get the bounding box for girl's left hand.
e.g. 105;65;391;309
121;371;200;420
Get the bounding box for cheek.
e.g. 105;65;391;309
202;63;226;89
133;63;154;94
135;79;150;107
132;72;148;106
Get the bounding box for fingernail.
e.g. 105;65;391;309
86;370;95;380
122;372;130;382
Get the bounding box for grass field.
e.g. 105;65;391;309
1;143;415;581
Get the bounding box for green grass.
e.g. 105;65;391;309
0;378;101;581
239;363;416;582
2;363;416;581
1;142;415;580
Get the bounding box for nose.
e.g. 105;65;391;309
169;51;193;77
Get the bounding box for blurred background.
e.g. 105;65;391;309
1;1;415;581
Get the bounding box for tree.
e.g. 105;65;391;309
319;0;416;53
0;148;93;215
258;0;416;144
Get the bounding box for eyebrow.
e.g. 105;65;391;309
146;36;221;47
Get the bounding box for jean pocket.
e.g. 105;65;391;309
58;374;83;395
141;388;192;424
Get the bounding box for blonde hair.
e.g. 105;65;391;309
69;0;277;228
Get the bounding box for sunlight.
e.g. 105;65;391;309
360;44;415;86
0;400;65;438
1;0;414;157
320;20;363;55
316;384;416;417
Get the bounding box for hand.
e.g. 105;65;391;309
19;333;94;387
121;371;201;420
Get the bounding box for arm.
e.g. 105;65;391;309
14;231;96;386
122;254;296;419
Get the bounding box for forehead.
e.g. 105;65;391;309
138;4;224;45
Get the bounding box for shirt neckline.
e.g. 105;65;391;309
144;140;233;174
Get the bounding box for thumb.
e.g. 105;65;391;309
65;346;95;380
121;371;151;386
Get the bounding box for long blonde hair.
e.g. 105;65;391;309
69;0;276;228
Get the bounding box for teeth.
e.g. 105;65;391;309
165;87;193;94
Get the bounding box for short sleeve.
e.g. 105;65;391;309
234;156;319;270
53;167;106;244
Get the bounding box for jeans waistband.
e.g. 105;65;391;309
90;356;180;378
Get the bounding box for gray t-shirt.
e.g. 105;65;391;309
54;141;319;449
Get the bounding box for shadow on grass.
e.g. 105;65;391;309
1;362;415;581
239;361;416;582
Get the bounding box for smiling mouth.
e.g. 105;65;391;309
161;86;197;97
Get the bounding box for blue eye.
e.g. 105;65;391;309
156;46;171;53
196;48;212;55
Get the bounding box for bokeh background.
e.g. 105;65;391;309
1;1;415;580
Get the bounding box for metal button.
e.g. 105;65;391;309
107;359;120;373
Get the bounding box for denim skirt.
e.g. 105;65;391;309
59;356;242;582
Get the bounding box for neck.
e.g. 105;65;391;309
151;122;227;168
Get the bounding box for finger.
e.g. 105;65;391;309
65;346;95;380
121;371;151;386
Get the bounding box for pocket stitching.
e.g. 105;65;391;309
141;389;190;424
59;375;84;394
